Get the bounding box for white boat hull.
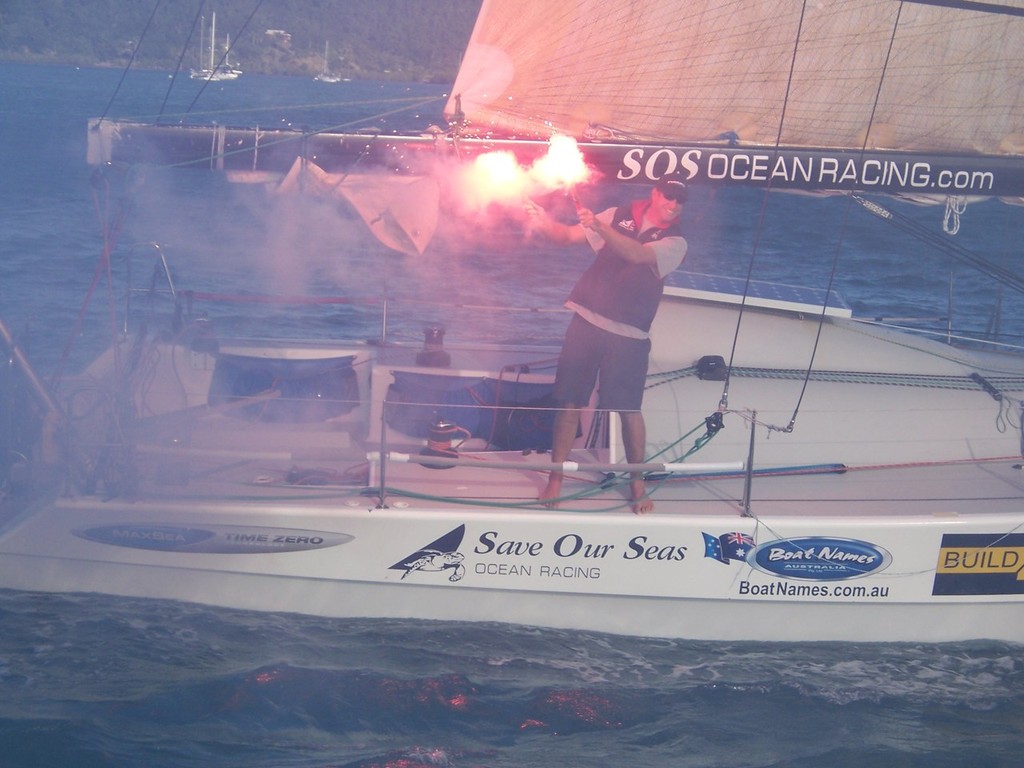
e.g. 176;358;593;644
3;287;1023;643
2;491;1022;643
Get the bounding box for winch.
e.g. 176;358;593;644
421;419;471;467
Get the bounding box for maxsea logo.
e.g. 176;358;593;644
75;524;353;554
749;537;891;581
933;533;1024;595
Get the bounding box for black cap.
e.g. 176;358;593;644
655;174;688;202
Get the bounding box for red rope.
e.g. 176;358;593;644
53;175;127;386
185;291;382;306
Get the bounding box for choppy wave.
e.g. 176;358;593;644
1;591;1021;767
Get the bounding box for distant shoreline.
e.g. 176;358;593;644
0;55;451;83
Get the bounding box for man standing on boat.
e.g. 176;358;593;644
526;176;688;514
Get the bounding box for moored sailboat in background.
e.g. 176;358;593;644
189;11;241;82
5;0;1024;644
314;41;342;83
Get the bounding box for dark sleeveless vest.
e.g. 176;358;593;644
567;200;683;332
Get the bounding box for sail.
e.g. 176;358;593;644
86;0;1024;196
273;158;439;256
337;174;439;257
448;0;1024;156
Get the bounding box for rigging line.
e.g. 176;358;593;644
772;3;908;433
53;175;129;387
158;96;445;171
185;0;266;117
903;0;1024;17
718;0;811;412
853;196;1024;295
716;1;811;415
157;1;207;123
97;0;165;124
309;96;449;136
122;95;444;126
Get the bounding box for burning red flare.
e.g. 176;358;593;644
530;134;590;189
453;135;591;212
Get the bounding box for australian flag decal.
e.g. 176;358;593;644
703;531;755;564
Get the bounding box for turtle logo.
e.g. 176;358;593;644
391;524;467;583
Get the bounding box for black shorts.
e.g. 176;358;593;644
553;314;651;412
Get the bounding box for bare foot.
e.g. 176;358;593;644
630;479;653;515
540;472;563;508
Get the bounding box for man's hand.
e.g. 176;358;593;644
576;206;597;229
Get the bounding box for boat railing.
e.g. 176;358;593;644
364;391;745;511
120;242;1024;355
86;372;746;512
850;314;1024;353
119;244;570;351
124;242;176;336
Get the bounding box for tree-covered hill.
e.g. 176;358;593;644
0;0;482;82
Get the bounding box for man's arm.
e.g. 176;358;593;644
579;207;655;265
524;200;588;245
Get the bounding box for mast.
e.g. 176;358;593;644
210;12;216;71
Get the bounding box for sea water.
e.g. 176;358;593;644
1;62;1023;767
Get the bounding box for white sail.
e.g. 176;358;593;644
448;0;1024;156
272;158;439;256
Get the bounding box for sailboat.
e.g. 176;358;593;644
6;0;1024;643
314;41;342;83
189;12;241;82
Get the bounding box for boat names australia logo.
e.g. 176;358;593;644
704;532;892;581
748;537;892;580
74;524;353;554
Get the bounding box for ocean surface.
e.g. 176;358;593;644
2;61;1024;767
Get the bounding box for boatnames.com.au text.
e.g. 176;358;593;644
738;580;891;599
